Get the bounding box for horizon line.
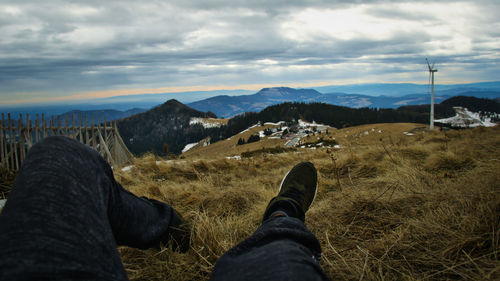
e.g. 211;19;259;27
0;80;496;107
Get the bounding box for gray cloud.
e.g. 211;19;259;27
0;0;499;104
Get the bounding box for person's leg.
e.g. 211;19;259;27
210;162;330;281
0;136;189;280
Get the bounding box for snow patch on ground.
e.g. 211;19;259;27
298;119;320;127
225;155;241;160
238;123;260;135
435;107;498;128
189;117;224;128
182;142;198;153
297;119;333;132
121;160;186;173
121;165;133;172
0;199;7;210
264;121;285;126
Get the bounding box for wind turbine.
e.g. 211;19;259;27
426;58;438;130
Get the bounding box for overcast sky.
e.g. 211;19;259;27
1;0;499;105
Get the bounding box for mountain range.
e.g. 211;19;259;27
115;95;499;156
188;84;500;118
45;86;500;123
188;87;323;118
2;82;500;121
312;81;500;97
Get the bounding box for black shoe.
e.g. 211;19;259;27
263;162;318;222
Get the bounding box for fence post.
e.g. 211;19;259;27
57;116;61;136
5;113;10;171
13;116;19;170
97;117;101;157
111;121;117;162
79;115;83;143
35;114;40;143
64;115;69;136
91;117;96;150
18;115;25;164
97;127;115;167
25;114;32;150
49;116;53;136
71;115;75;139
42;114;46;139
1;113;5;169
7;114;13;170
48;117;51;137
85;116;89;145
112;121;133;165
103;116;108;144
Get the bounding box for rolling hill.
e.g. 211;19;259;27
187;87;322;118
188;84;500;118
116;100;217;155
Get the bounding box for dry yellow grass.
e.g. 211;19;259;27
115;123;500;280
198;117;229;126
182;123;286;159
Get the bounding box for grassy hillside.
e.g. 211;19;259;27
114;123;500;280
182;122;426;159
181;122;288;159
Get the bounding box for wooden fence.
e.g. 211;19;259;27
0;113;134;171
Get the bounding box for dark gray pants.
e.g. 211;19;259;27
0;136;328;281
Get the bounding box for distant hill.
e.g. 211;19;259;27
316;93;448;109
313;81;500;97
59;108;147;124
188;87;322;118
188;85;500;118
116;100;216;155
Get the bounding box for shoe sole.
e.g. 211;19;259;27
278;163;318;210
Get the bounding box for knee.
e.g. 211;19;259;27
28;136;99;164
37;135;77;146
34;136;85;153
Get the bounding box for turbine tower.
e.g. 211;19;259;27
426;58;438;130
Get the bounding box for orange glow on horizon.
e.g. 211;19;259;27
0;79;480;106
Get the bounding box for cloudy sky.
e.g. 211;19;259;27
1;0;499;105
